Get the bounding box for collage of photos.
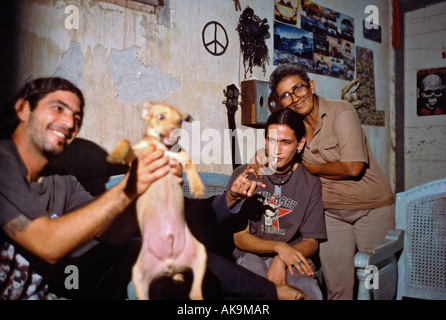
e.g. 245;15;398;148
273;0;355;81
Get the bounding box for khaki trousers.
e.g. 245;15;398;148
319;204;395;300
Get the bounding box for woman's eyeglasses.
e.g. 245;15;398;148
279;83;310;107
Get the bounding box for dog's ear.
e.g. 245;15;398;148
182;113;193;122
142;101;154;120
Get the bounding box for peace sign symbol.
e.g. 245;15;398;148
202;21;229;56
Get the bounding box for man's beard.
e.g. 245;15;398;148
42;146;64;161
29;132;66;161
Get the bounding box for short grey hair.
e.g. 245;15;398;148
269;63;311;93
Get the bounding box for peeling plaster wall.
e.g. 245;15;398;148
53;41;84;90
107;45;181;104
1;0;394;179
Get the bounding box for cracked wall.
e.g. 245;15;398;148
1;0;396;179
107;46;181;104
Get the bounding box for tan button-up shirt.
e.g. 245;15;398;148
303;96;394;210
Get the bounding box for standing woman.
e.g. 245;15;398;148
268;63;395;300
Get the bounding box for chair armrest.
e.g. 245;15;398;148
354;229;404;268
354;229;404;300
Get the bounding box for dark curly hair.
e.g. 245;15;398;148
1;77;84;138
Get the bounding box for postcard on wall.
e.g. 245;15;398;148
274;0;300;26
273;0;355;81
363;20;382;43
273;21;314;72
416;67;446;116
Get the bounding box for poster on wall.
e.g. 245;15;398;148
363;20;382;43
273;21;313;73
416;67;446;116
273;0;355;81
356;46;376;111
274;0;300;26
355;46;384;126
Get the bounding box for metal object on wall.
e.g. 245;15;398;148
202;21;229;56
241;79;271;128
223;84;241;170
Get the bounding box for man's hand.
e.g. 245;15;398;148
226;167;266;208
274;242;314;277
266;256;287;285
246;148;269;179
123;145;174;199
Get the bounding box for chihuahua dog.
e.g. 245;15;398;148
107;102;206;300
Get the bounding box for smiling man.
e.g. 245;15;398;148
0;77;175;299
0;77;311;301
13;88;83;180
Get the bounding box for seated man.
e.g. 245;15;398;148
0;77;304;300
227;108;327;300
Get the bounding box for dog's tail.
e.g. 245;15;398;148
166;257;175;274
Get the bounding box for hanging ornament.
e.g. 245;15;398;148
236;7;270;78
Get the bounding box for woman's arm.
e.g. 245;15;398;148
302;160;365;180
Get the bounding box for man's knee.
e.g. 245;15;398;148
236;252;268;277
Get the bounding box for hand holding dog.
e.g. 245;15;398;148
123;144;181;200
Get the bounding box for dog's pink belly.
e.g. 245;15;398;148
142;221;187;261
136;173;188;261
132;173;207;300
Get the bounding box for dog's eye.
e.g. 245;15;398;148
157;114;165;120
177;119;182;125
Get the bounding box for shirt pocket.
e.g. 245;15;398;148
320;136;341;162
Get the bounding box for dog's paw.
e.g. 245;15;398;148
190;180;205;198
107;140;132;164
107;152;125;164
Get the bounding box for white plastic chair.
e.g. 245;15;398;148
355;178;446;300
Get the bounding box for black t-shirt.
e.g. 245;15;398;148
229;163;327;261
0;140;92;225
0;140;94;299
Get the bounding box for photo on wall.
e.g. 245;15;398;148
274;0;300;26
273;0;355;80
416;67;446;116
273;21;314;73
301;0;355;80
